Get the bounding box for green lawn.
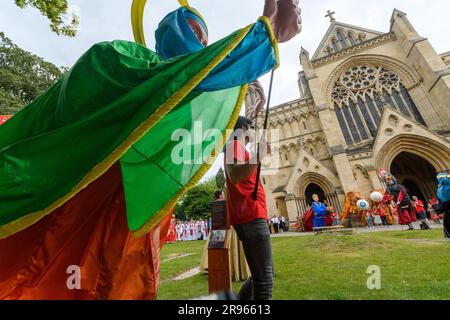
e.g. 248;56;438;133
157;229;450;300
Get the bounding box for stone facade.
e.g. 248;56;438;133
245;9;450;225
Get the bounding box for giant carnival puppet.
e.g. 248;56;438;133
302;194;334;231
437;171;450;238
0;0;302;299
340;192;367;227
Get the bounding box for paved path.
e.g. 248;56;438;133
173;267;201;281
161;253;194;263
271;222;444;238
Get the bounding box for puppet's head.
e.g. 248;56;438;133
155;6;208;59
377;168;398;187
132;0;208;59
369;190;384;208
383;173;397;187
437;171;450;184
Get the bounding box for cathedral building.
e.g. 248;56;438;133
245;9;450;225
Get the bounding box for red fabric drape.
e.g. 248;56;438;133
302;207;333;232
0;163;171;300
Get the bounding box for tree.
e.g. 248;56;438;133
174;177;216;221
14;0;79;37
215;167;225;190
0;32;67;115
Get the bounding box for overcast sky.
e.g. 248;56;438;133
1;0;449;181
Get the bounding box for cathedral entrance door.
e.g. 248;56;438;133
305;183;326;206
390;152;437;204
402;179;426;203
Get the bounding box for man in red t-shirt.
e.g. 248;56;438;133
225;116;273;300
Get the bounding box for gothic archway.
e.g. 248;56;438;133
295;173;341;215
304;183;326;205
376;134;450;173
298;172;333;196
390;152;437;203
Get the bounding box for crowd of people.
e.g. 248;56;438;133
297;169;450;237
166;218;211;243
364;195;443;230
379;172;448;232
268;215;288;234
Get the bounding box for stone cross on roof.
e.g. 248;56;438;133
325;10;336;23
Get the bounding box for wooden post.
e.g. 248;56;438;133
208;200;232;294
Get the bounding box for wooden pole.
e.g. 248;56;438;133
253;70;275;201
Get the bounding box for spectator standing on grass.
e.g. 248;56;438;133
280;216;286;232
332;212;339;226
273;216;280;234
379;205;389;227
268;219;273;234
366;211;374;229
413;196;431;230
373;210;382;227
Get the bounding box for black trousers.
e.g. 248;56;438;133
234;219;274;300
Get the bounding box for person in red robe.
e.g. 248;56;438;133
166;215;177;244
385;174;416;230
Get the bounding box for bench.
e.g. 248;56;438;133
313;225;350;235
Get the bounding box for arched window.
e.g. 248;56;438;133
263;178;266;185
303;121;307;131
331;65;425;146
348;33;356;46
336;30;347;49
285;154;289;161
331;39;339;52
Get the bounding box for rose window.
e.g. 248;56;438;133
331;86;350;106
331;64;425;146
339;65;377;91
378;71;400;91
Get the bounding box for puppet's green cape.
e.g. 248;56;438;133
0;23;261;239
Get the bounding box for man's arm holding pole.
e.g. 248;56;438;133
252;0;302;200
